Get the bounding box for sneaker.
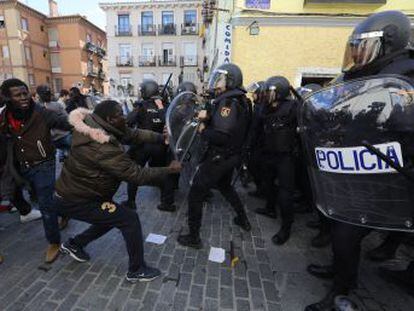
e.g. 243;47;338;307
20;209;42;223
60;241;90;263
126;266;161;283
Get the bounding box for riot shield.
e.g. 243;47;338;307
299;75;414;232
166;91;204;184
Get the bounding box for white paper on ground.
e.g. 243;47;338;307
208;247;225;263
145;233;167;245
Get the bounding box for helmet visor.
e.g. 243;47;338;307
342;31;384;73
208;69;228;92
246;82;262;94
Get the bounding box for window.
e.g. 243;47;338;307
86;33;92;43
183;72;196;83
119;44;131;63
24;46;32;62
2;46;9;58
143;73;155;81
118;14;130;33
120;76;132;87
183;42;197;65
184;10;197;26
0;16;5;28
50;53;61;71
141;12;153;31
54;78;63;94
162;11;174;26
21;17;29;31
245;0;271;9
28;74;35;86
142;43;154;57
162;43;174;63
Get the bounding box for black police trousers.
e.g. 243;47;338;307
261;153;295;224
188;154;247;235
127;143;175;206
248;148;264;192
56;196;145;273
332;222;405;293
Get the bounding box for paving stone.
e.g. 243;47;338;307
178;273;192;291
172;292;188;311
262;281;280;303
141;290;159;311
220;268;233;287
130;281;148;300
107;288;131;311
101;277;121;297
206;278;219;299
234;278;249;298
219;286;234;309
189;285;204;308
236;299;251;311
248;270;262;288
204;298;219;311
57;293;81;311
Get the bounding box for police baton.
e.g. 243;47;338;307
362;140;414;183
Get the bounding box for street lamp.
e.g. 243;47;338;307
248;21;260;36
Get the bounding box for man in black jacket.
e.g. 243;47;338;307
177;63;252;249
0;78;72;263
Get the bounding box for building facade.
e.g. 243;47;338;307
202;0;414;87
0;0;107;95
100;0;204;97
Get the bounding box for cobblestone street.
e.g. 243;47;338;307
1;183;413;311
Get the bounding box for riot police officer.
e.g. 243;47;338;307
305;11;414;311
175;81;197;97
123;79;176;211
246;81;266;198
177;63;252;249
255;76;299;243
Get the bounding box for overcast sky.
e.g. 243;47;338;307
26;0;106;30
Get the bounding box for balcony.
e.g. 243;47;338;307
84;42;106;57
115;25;132;37
158;24;176;36
180;55;198;67
158;56;177;67
49;40;60;52
138;56;157;67
116;56;134;67
138;24;157;36
181;23;199;35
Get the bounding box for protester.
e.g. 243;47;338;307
55;100;181;283
65;87;88;114
0;78;72;263
36;85;72;162
58;89;70;107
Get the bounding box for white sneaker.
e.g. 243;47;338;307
20;209;42;223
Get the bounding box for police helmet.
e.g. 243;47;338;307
176;81;197;96
342;10;411;73
297;83;323;97
208;63;243;93
139;80;159;100
264;76;291;103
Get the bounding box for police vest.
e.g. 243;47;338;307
262;100;298;153
139;99;165;133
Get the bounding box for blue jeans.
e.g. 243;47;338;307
54;134;72;161
22;160;60;244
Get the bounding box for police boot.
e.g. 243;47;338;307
121;200;137;210
271;222;292;245
311;230;331;248
378;262;414;296
234;212;252;232
177;228;202;249
304;289;340;311
366;237;399;262
157;203;177;212
307;264;334;279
